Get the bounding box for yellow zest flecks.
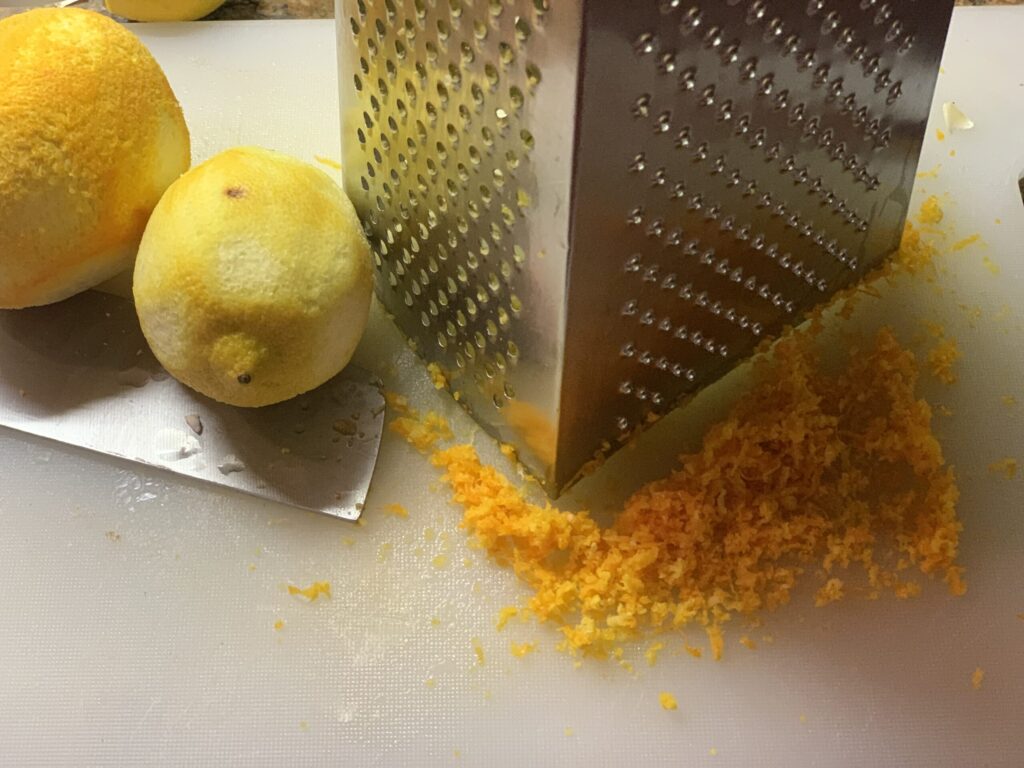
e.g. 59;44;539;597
987;458;1018;480
510;641;538;658
917;195;944;225
273;619;285;631
659;692;678;711
287;581;331;601
972;667;985;690
952;234;981;252
927;339;961;385
496;606;519;631
431;553;450;569
645;642;665;667
472;637;486;666
384;503;409;518
426;362;448;390
313;155;342;170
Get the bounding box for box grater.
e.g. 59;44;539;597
336;0;954;495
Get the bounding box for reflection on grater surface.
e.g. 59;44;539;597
337;0;954;495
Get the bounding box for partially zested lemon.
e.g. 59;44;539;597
0;8;190;308
133;147;373;407
104;0;226;22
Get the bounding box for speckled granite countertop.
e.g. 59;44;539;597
0;0;1019;22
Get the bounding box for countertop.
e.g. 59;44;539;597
0;0;1018;22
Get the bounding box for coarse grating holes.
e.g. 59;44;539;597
347;0;545;412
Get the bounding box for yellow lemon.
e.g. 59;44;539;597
133;147;373;408
0;8;190;309
104;0;226;22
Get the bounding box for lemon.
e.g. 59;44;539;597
133;147;373;408
0;8;190;309
104;0;226;22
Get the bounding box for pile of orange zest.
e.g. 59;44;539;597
287;581;331;601
510;641;537;658
987;458;1018;480
427;324;963;659
659;692;678;711
392;222;964;660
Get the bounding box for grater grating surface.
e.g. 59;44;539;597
337;0;953;495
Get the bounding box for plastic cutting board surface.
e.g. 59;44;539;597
0;14;1022;767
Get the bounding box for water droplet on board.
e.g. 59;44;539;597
218;455;246;475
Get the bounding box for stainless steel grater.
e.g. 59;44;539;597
336;0;954;495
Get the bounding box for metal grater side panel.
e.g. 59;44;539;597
337;0;583;488
556;0;953;490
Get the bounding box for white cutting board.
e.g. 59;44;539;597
1;14;1022;767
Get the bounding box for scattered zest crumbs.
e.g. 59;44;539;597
815;578;845;608
510;641;538;658
952;234;980;252
313;155;342;170
426;362;448;390
431;554;449;569
388;394;453;453
273;619;285;631
972;667;985;690
384;503;409;518
564;727;574;737
1002;395;1017;409
917;195;944;225
927;338;961;385
472;638;486;665
659;692;678;711
684;644;703;659
287;581;332;602
987;458;1018;480
739;636;757;651
645;642;665;667
982;256;1001;275
496;606;519;631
